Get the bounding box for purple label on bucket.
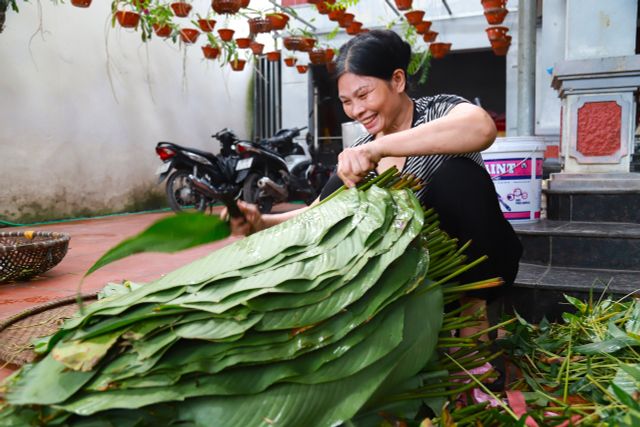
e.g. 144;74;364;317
485;158;543;180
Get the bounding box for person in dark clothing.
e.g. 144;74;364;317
225;29;522;334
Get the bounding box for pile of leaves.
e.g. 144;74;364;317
0;171;501;426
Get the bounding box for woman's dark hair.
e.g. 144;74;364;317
335;29;412;82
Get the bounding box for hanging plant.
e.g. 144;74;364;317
414;20;431;34
230;58;246;71
212;0;241;14
170;1;191;17
296;64;309;74
284;56;297;67
240;0;249;7
153;23;173;37
423;30;438;43
197;17;216;32
202;45;220;59
346;21;362;35
490;34;511;55
308;48;327;65
115;10;140;28
250;41;264;55
429;42;451;59
71;0;92;7
394;0;412;11
484;7;508;25
266;12;289;31
481;0;507;10
328;7;344;22
324;47;335;62
235;37;251;48
145;3;176;41
485;25;509;40
266;50;281;62
248;17;271;34
339;12;354;28
218;27;235;41
404;10;424;26
179;27;200;43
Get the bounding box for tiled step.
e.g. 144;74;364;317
546;190;640;223
513;220;640;270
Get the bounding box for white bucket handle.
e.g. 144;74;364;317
488;148;541;181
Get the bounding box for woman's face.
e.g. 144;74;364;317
337;71;405;135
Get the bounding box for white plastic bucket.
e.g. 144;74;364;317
341;121;367;149
481;137;546;223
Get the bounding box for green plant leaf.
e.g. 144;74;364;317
85;213;230;276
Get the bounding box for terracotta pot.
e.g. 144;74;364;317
266;51;281;62
283;36;305;51
71;0;92;8
170;2;192;17
423;30;438;43
115;11;140;28
284;56;297;67
179;28;200;43
339;13;354;28
394;0;412;11
481;0;506;10
266;12;289;30
326;61;337;73
296;64;309;74
218;28;235;41
230;59;247;71
248;17;271;34
328;8;345;22
153;24;172;37
490;35;511;55
212;0;241;14
484;7;508;25
308;48;327;65
315;1;330;14
324;48;335;62
250;41;264;55
429;42;451;59
414;20;431;34
198;19;216;32
301;37;316;52
404;10;425;25
485;25;509;41
202;45;220;59
241;0;249;6
307;0;321;3
346;21;363;35
235;37;251;48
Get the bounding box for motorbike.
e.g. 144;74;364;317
154;129;244;216
234;127;332;213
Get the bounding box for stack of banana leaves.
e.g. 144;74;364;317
0;170;501;426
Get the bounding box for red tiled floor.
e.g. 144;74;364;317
0;204;301;380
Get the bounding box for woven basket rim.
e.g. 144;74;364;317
0;231;70;253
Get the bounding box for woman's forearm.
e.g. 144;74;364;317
259;206;310;230
373;103;497;158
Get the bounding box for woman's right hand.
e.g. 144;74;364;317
221;201;264;236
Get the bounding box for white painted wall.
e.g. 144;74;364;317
0;0;252;223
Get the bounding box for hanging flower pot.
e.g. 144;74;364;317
198;19;216;32
153;24;173;38
423;30;438;43
179;28;200;43
250;41;264;55
394;0;412;10
484;7;508;25
212;0;241;14
490;35;511;55
240;0;250;6
485;25;509;41
404;10;425;25
71;0;92;8
266;12;289;30
115;11;140;28
230;58;247;71
284;56;297;67
481;0;506;10
202;45;220;59
235;37;251;48
308;48;327;65
248;17;271;34
339;13;354;28
283;36;305;51
315;0;335;15
429;42;451;59
171;2;192;17
328;8;345;22
302;37;317;52
324;48;335;62
218;28;235;41
414;20;431;34
266;51;281;62
296;64;309;74
346;21;363;35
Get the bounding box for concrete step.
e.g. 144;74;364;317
514;220;640;270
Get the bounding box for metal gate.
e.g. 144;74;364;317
253;57;282;141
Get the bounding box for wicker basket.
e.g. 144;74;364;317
0;231;70;282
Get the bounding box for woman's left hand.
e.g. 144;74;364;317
337;142;383;187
